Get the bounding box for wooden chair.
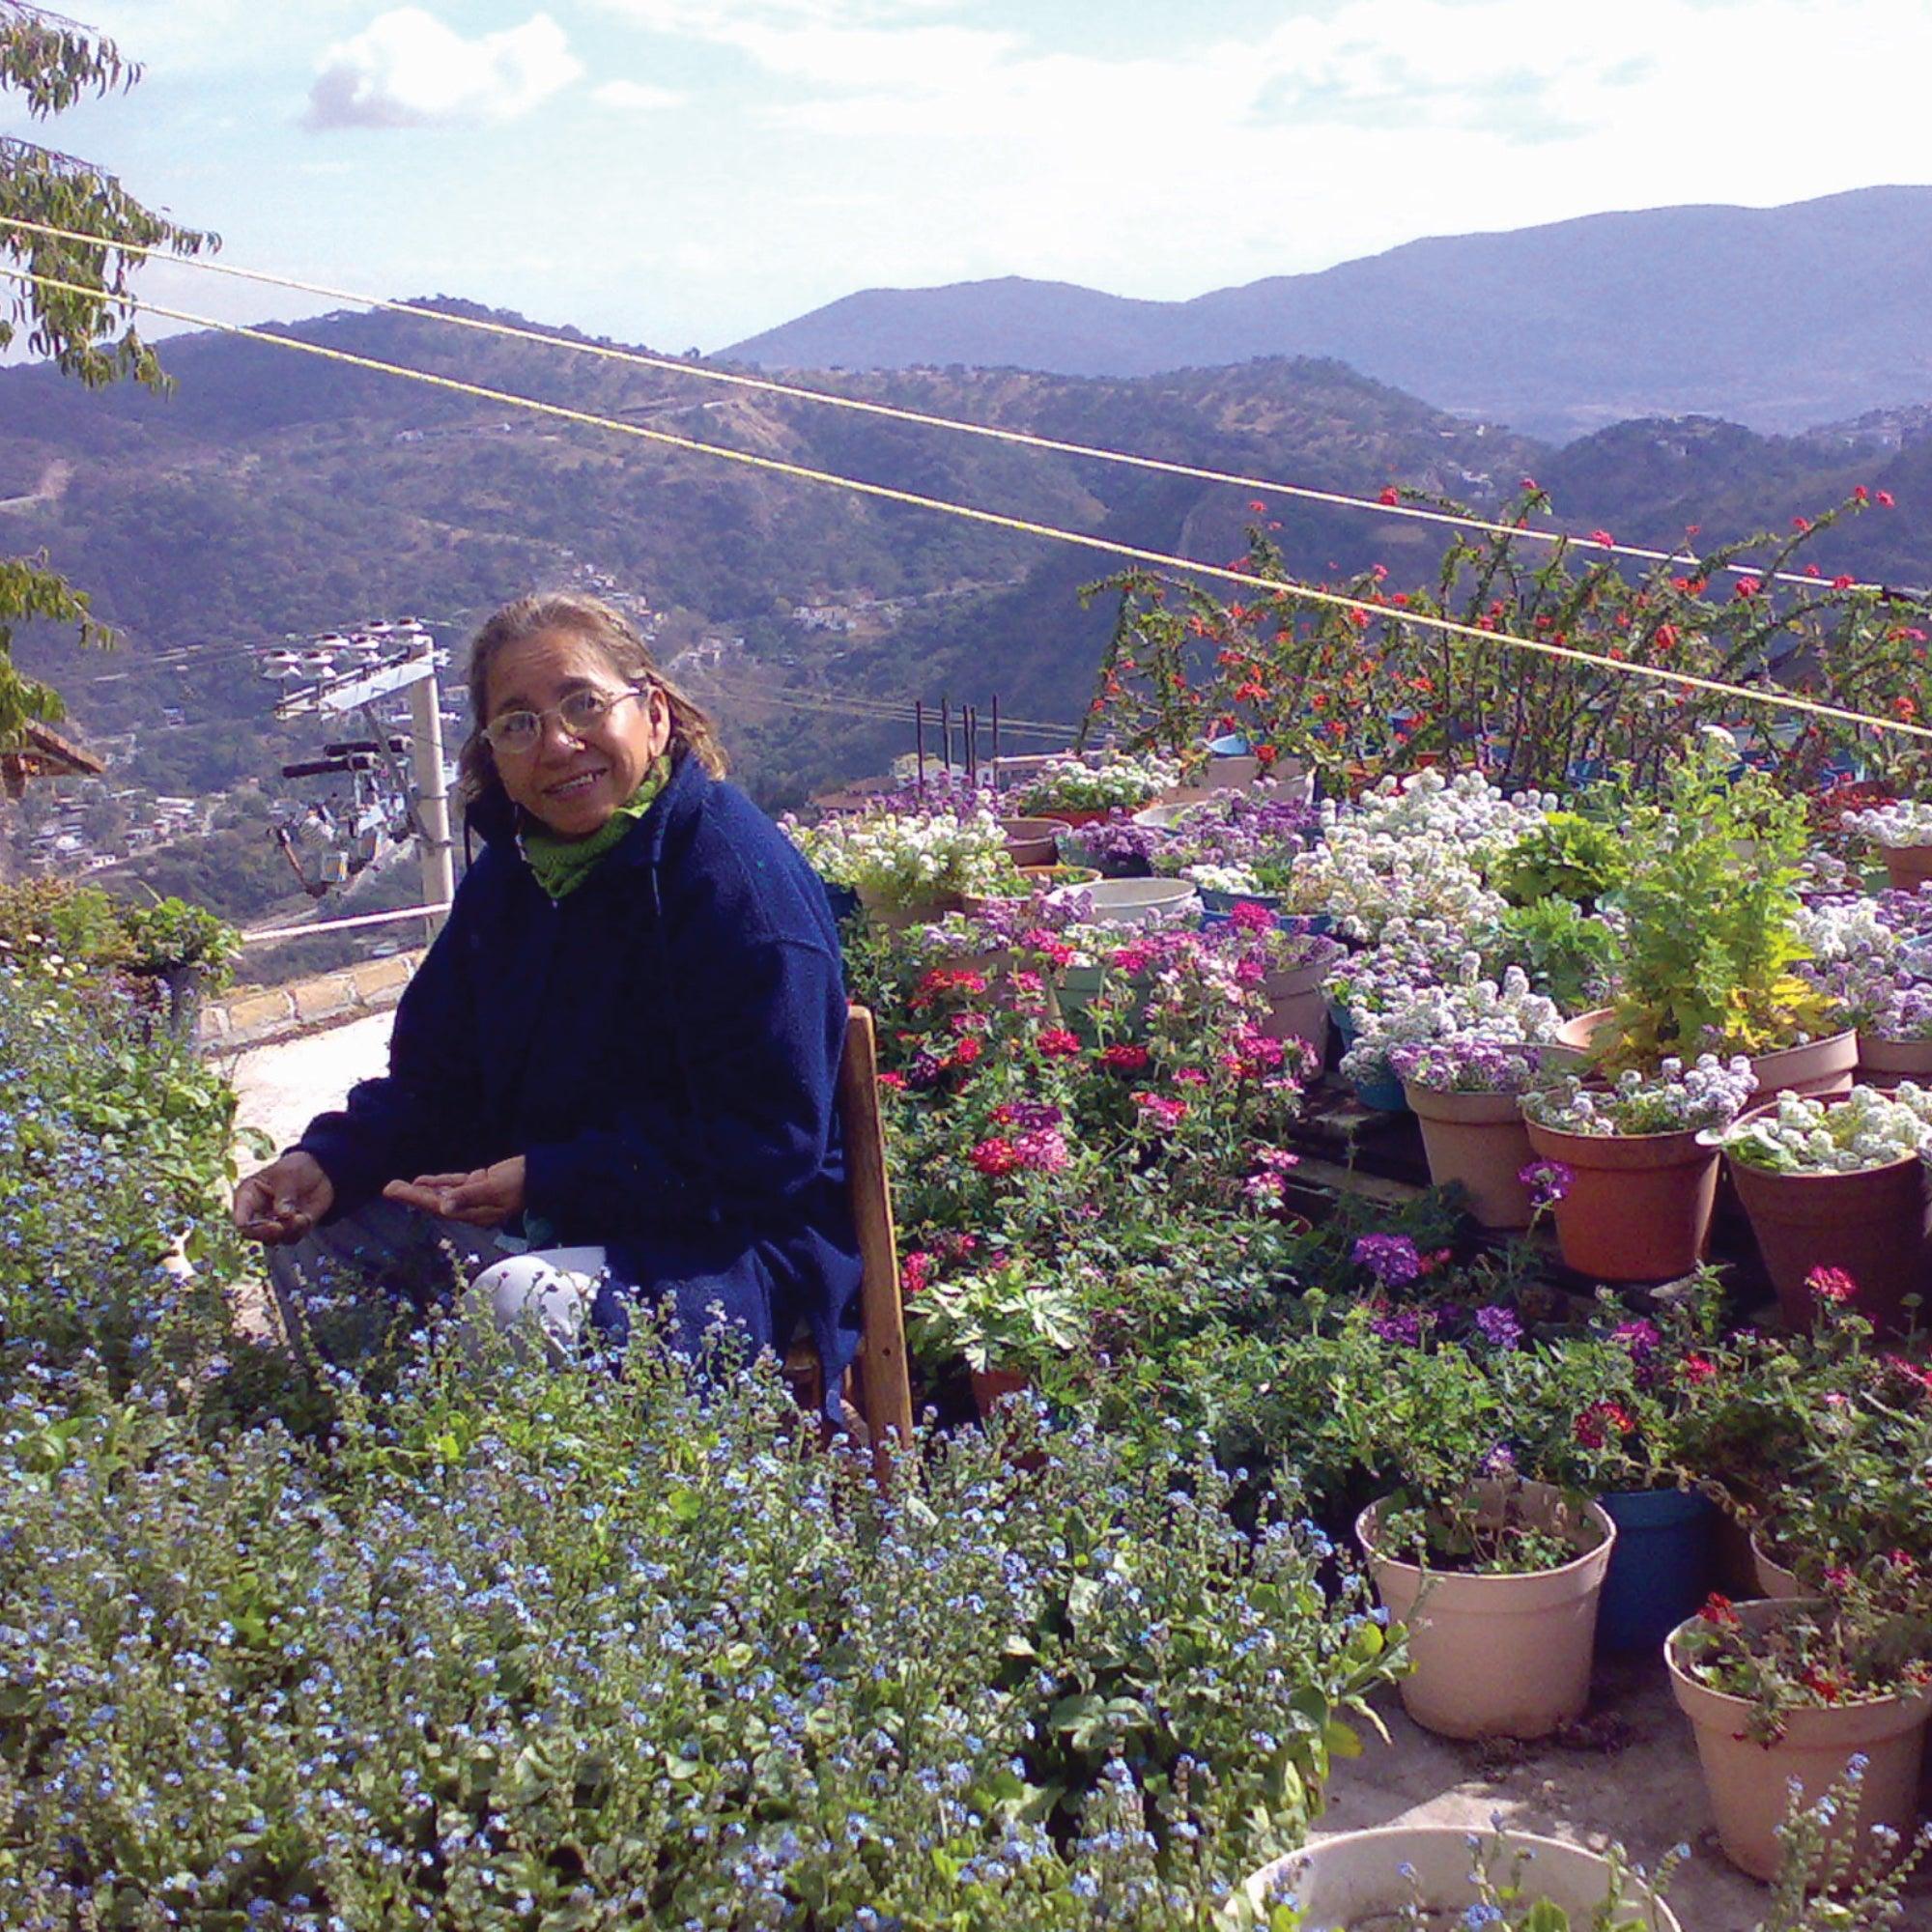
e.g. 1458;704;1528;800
785;1005;915;1468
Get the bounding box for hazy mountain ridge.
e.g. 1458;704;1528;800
724;187;1932;443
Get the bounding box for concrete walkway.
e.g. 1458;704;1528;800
227;1009;394;1152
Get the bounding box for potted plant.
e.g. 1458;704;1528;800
1843;797;1932;893
1242;1826;1684;1930
1667;1586;1932;1882
908;1256;1083;1418
1796;895;1932;1084
1209;904;1345;1056
782;804;1010;927
1011;751;1179;827
1711;1085;1932;1330
1571;742;1856;1101
1389;1037;1546;1228
1057;811;1162;879
117;896;242;1042
1355;1472;1617;1739
1520;1055;1758;1281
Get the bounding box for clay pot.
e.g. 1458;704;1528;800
997;817;1061;867
1667;1598;1932;1881
1403;1084;1539;1230
1032;806;1115;829
969;1365;1029;1419
1720;1113;1932;1333
1242;1827;1683;1932
1881;842;1932;893
1262;955;1336;1057
1749;1533;1804;1600
852;884;963;931
1523;1117;1721;1282
1858;1035;1932;1087
1556;1009;1858;1103
1747;1030;1859;1103
1356;1481;1616;1740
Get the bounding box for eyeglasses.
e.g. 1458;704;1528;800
482;685;647;756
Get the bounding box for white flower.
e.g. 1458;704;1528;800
1843;801;1932;849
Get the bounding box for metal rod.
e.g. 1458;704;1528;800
990;694;1001;786
963;704;976;784
941;698;952;778
915;699;925;792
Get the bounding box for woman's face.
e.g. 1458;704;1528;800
484;627;671;838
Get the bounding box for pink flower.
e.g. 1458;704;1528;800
901;1250;933;1296
1013;1126;1070;1174
969;1138;1020;1178
1097;1043;1150;1072
1807;1265;1857;1305
1133;1091;1190;1129
1229;899;1275;933
1173;1066;1208;1087
1036;1028;1081;1059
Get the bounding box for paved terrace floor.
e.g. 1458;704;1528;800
229;1012;1890;1929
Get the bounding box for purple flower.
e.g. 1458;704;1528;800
1473;1305;1522;1350
1518;1158;1573;1207
1353;1234;1423;1287
1480;1442;1518;1479
1369;1307;1425;1346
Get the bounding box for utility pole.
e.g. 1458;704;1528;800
276;641;454;938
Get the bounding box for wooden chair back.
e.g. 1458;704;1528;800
835;1005;915;1465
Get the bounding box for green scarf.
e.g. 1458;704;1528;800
520;755;672;900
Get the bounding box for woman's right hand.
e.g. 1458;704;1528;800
233;1151;335;1245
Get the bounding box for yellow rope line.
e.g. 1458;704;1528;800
8;262;1929;746
0;213;1885;597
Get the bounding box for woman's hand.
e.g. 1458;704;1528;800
384;1156;527;1228
233;1151;335;1244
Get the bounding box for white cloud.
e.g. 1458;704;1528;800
591;78;685;111
304;8;582;130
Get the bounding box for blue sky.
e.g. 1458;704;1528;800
8;0;1931;355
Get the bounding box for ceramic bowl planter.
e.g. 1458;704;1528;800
1858;1035;1932;1087
1718;1108;1932;1333
1241;1826;1683;1932
1402;1084;1538;1230
1749;1533;1803;1600
1881;842;1932;893
996;817;1061;867
852;884;964;931
1522;1118;1721;1282
1356;1481;1616;1740
1667;1599;1932;1881
1043;876;1198;928
1596;1488;1717;1654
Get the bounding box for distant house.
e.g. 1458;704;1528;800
0;722;104;801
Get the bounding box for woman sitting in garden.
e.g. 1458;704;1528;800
233;592;862;1400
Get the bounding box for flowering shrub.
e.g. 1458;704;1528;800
1386;1038;1548;1094
1523;1056;1758;1136
1013;751;1179;813
1289;815;1508;944
1059;810;1165;872
1718;1083;1932;1173
1337;963;1561;1093
781;802;1010;903
1147;786;1317;894
1843;798;1932;848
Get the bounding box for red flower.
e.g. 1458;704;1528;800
1854;485;1871;502
1654;622;1679;651
1792;516;1811;533
1574;1401;1636;1448
1699;1592;1741;1628
969;1137;1020;1178
1734;576;1762;599
1590;528;1615;548
1681;1353;1718;1383
877;1070;907;1091
1878;490;1896;507
1378;486;1400;506
1806;1265;1857;1305
1833;574;1856;590
900;1250;933;1296
1520;476;1539;492
948;1035;982;1068
1132;1091;1190;1128
1036;1028;1081;1059
1097;1042;1150;1072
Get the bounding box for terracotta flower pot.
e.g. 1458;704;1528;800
1523;1117;1721;1282
1667;1599;1932;1881
1242;1826;1683;1931
1557;1009;1857;1102
1262;958;1331;1057
1881;842;1932;893
1404;1083;1539;1230
1747;1030;1859;1103
852;884;963;931
1721;1117;1932;1333
1858;1034;1932;1087
996;817;1061;867
1032;805;1115;829
1356;1481;1616;1740
969;1366;1029;1420
1749;1533;1804;1600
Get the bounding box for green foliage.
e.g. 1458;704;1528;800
1496;896;1621;1012
118;893;242;984
1491;810;1627;907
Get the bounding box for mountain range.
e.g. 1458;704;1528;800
724;187;1932;443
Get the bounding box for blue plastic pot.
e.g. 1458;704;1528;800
1198;886;1283;916
1351;1070;1408;1113
1595;1487;1716;1653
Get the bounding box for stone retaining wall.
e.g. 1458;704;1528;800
199;950;423;1050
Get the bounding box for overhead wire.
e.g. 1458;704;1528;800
0;212;1891;597
6;262;1930;748
684;672;1076;741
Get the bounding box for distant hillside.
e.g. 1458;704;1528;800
724;187;1932;443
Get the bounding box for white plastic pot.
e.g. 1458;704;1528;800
1241;1826;1682;1931
1044;876;1199;928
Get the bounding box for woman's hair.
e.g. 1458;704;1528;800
457;592;726;807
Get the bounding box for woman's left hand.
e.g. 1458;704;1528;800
384;1156;527;1228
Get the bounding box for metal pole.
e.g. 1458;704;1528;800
990;694;1001;789
941;698;952;779
407;652;454;939
915;700;925;792
963;704;976;785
